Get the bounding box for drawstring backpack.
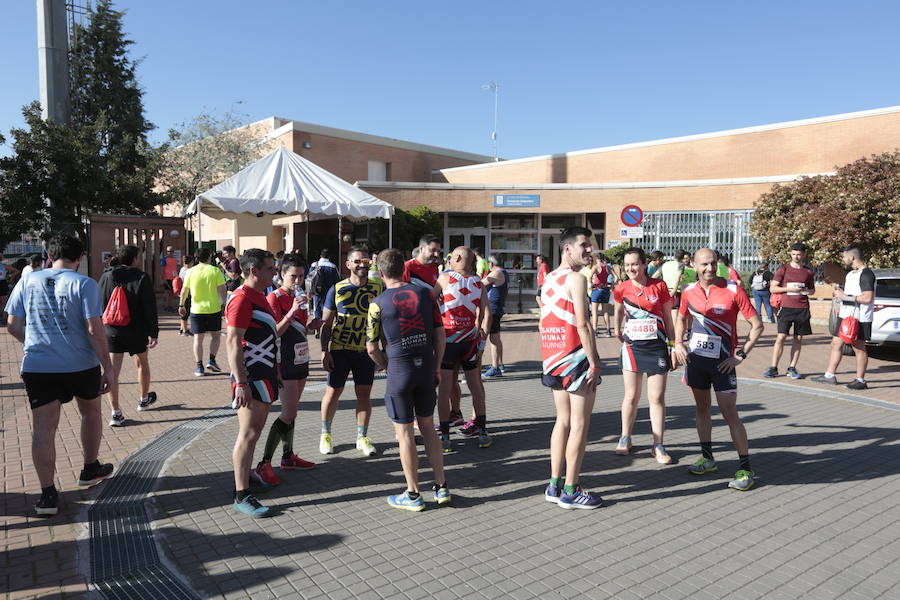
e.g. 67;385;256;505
102;284;131;326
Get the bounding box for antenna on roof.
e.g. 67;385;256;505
481;82;500;161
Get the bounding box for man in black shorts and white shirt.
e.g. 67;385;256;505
765;242;815;379
812;245;876;391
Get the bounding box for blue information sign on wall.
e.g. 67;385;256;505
494;194;540;208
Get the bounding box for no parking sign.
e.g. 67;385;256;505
620;205;644;227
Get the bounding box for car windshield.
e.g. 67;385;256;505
876;278;900;299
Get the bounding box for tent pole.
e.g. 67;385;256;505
337;216;342;274
305;210;309;258
388;214;393;248
196;199;202;250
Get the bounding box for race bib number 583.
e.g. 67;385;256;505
689;333;722;358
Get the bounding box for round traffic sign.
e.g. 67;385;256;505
620;205;644;227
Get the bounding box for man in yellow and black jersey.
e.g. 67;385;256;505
319;245;384;457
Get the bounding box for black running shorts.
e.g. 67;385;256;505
441;339;479;371
21;365;102;409
327;349;376;388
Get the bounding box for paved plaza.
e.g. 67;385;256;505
2;314;899;599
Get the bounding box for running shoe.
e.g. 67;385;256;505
319;433;334;454
544;483;562;503
448;411;465;427
440;433;452;453
763;367;778;378
477;430;493;448
482;366;502;378
558;486;603;510
254;461;281;486
786;367;801;379
688;457;718;475
387;491;425;512
137;391;157;411
193;365;205;377
35;491;59;516
206;359;222;373
846;380;868;390
459;420;479;437
728;470;757;491
109;412;125;427
499;364;507;374
248;469;276;494
433;484;452;505
811;374;839;385
185;330;194;336
178;330;186;337
233;494;269;518
607;329;613;338
281;454;315;470
78;462;114;487
356;436;377;457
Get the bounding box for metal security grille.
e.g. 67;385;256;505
633;209;760;272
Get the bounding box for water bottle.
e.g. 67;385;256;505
293;284;308;310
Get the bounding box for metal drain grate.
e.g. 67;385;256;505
89;406;233;599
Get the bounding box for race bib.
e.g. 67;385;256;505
625;318;658;341
293;341;310;365
689;333;722;358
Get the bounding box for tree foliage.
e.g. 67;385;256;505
368;206;443;253
156;110;272;207
752;152;900;268
0;0;158;246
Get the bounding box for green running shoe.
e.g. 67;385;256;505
728;470;757;491
688;457;718;475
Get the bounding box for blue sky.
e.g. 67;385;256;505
2;1;899;160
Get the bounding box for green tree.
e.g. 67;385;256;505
156;110;272;207
752;152;900;268
368;206;443;253
0;0;158;245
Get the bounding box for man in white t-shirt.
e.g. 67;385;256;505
811;245;875;391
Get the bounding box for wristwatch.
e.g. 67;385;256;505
735;349;747;360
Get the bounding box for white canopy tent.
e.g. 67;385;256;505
183;146;395;250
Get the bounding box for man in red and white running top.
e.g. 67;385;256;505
673;248;763;492
535;254;549;307
403;233;442;291
539;226;603;510
225;249;279;518
434;247;491;453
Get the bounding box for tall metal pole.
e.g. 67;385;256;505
37;0;70;124
482;82;500;161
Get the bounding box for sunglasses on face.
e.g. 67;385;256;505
350;258;372;266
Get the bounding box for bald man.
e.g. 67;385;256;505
673;249;763;491
434;247;492;451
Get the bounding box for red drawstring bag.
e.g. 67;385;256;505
838;310;859;344
172;276;183;296
102;286;131;326
770;292;783;309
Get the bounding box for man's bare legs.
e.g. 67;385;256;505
393;415;445;494
232;399;268;491
549;386;596;488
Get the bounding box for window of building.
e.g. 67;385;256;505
367;160;387;181
447;214;488;228
491;214;537;230
541;214;581;230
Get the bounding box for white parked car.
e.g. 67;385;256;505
870;269;900;346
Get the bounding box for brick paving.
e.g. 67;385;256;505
1;313;898;598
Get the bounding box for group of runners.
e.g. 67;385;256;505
5;228;879;518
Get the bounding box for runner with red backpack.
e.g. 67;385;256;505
99;245;160;426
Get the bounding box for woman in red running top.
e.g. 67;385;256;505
612;248;676;464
